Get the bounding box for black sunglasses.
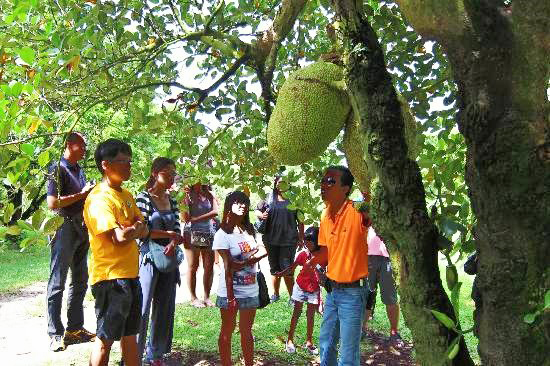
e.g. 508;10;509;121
320;177;337;186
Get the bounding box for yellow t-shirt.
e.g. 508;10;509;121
319;199;369;283
83;182;144;285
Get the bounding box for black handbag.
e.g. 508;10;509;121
257;268;270;309
254;220;267;234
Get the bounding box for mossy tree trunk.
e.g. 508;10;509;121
334;0;550;365
397;1;550;365
332;1;474;365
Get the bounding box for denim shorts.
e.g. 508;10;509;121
216;296;259;309
291;283;320;305
91;278;142;340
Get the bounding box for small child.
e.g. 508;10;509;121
276;226;323;355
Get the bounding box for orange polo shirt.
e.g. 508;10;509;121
319;199;369;283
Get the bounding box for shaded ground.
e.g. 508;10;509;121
1;252;416;365
157;333;415;365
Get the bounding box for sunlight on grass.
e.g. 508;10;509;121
0;244;50;294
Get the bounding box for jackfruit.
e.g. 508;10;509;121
267;61;351;165
343;96;418;193
343;116;372;193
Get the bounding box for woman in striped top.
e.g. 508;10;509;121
136;157;184;366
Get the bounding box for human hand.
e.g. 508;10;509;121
227;297;238;311
164;241;176;256
81;181;95;195
258;211;268;220
318;301;324;315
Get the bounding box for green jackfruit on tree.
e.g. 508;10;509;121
343;96;418;193
267;61;351;165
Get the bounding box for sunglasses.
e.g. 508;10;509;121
320;177;337;186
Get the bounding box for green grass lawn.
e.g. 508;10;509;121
0;244;479;364
0;244;51;294
172;259;480;365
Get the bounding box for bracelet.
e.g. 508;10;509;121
228;298;237;303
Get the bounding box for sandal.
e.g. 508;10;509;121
304;343;318;355
203;298;215;307
191;299;206;308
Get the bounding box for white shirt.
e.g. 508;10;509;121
212;227;259;298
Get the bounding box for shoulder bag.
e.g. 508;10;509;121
257;265;270;309
145;193;184;272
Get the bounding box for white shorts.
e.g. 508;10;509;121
291;283;320;305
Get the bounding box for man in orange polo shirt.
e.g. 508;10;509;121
307;165;369;366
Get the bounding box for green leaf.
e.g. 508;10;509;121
6;225;21;235
31;210;45;230
42;215;64;234
17;219;34;231
430;309;456;329
450;282;462;319
3;202;15;224
544;290;550;309
18;46;36;64
20;143;35;155
447;336;461;360
523;313;537;324
38;150;50;167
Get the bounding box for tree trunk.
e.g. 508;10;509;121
390;0;550;364
331;1;474;365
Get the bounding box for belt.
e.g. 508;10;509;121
327;277;367;289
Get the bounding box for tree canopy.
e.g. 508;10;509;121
1;0;548;365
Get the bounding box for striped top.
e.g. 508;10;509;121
136;191;180;247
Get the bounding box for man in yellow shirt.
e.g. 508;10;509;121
83;139;149;366
307;165;369;366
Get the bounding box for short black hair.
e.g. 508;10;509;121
304;226;320;252
66;131;85;145
326;165;354;196
94;138;132;174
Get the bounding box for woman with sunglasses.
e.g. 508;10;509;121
136;157;185;366
213;191;267;366
181;182;219;308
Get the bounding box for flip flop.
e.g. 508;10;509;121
191;299;206;308
203;298;215;307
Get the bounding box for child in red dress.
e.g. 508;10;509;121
276;227;323;355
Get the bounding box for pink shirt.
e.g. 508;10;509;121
367;227;389;257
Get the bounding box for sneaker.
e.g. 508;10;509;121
64;328;96;345
270;294;280;303
285;341;296;353
389;332;404;347
305;343;319;355
288;299;294;306
50;335;66;352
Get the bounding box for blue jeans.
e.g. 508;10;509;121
46;217;89;337
137;257;178;361
319;281;368;366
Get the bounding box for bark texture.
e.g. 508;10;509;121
397;1;550;365
332;1;474;365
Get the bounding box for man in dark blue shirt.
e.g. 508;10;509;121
46;132;96;351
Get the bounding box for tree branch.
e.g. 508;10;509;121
0;132;68;147
184;53;251;109
254;0;308;121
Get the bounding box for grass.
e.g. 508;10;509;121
172;259;480;365
0;244;51;294
0;244;479;364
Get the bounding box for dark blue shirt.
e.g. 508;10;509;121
47;157;86;217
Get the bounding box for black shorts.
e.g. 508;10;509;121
91;278;142;340
266;245;296;275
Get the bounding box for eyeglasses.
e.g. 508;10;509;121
320;177;337;186
109;159;132;165
158;170;177;177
